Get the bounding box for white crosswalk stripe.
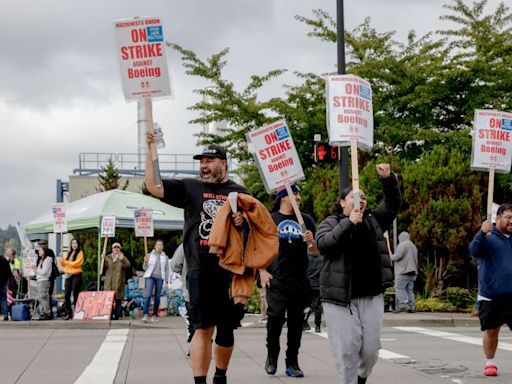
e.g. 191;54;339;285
74;329;129;384
307;329;410;359
394;326;512;352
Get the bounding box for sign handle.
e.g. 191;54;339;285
145;98;162;187
100;236;108;275
144;236;149;261
350;140;360;211
487;167;495;221
284;182;313;249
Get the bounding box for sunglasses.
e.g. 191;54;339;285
112;246;120;249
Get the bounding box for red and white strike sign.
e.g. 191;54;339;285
134;208;154;237
471;109;512;173
246;119;305;193
326;74;374;151
114;16;172;101
100;215;116;238
52;203;67;233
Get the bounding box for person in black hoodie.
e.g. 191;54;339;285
316;163;401;384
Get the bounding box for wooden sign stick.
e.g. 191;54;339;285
284;182;312;248
144;236;149;260
350;140;361;211
100;236;108;275
145;98;162;187
487;167;495;221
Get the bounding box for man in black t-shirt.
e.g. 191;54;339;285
145;135;247;384
259;184;320;378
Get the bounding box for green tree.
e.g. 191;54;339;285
171;0;512;294
97;158;129;192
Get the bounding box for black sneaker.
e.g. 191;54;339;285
213;374;226;384
302;323;311;331
315;325;321;333
358;376;367;384
265;354;277;375
285;365;304;377
407;309;416;313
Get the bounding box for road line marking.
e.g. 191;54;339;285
394;326;512;352
241;322;255;327
74;329;129;384
379;349;410;359
308;329;409;359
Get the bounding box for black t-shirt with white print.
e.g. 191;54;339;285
162;178;249;272
267;211;316;284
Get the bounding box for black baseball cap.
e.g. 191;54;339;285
193;145;227;160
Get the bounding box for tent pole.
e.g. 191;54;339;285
97;231;101;291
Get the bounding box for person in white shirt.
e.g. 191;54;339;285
142;239;169;323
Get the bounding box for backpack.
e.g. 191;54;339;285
50;260;61;280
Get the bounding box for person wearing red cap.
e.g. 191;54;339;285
145;136;249;384
260;184;319;378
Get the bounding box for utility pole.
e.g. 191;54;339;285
337;0;350;194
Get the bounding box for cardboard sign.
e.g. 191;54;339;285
22;249;36;278
100;215;116;237
471;109;512;173
246;120;305;193
134;208;154;237
114;16;172;101
52;203;67;233
326;74;374;151
73;291;115;321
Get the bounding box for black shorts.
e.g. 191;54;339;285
479;296;512;331
186;263;243;330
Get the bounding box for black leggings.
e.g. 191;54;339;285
64;273;82;315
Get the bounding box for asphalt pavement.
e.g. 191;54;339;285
0;311;483;384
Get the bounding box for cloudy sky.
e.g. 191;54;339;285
0;0;504;229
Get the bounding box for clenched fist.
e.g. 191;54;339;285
376;163;391;178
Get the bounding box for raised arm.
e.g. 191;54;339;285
145;132;164;198
316;215;355;258
469;220;493;259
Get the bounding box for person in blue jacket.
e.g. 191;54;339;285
469;203;512;378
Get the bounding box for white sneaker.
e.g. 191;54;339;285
151;316;159;323
142;315;148;323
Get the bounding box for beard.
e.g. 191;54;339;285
200;163;225;183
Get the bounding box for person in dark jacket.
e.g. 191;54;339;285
316;163;401;384
469;203;512;377
303;252;324;332
0;252;13;321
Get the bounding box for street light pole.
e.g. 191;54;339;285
337;0;350;193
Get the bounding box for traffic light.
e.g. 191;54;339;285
314;142;340;163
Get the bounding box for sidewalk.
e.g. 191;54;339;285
0;311;480;329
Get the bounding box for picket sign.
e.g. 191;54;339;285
471;109;512;220
52;203;67;233
134;208;154;258
326;74;374;207
114;15;170;187
246;120;311;246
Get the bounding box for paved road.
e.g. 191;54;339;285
2;313;506;384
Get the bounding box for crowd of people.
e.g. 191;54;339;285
2;139;511;383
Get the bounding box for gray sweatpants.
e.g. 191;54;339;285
324;295;383;384
37;280;51;316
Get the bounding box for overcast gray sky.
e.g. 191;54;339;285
0;0;504;229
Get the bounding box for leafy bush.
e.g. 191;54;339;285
444;287;475;310
415;297;456;312
245;282;262;314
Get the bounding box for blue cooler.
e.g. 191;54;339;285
11;303;31;321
